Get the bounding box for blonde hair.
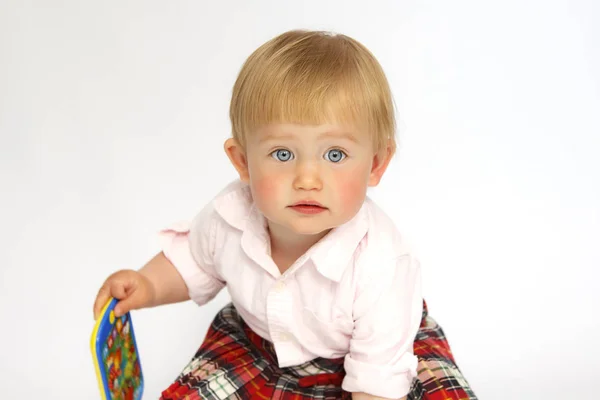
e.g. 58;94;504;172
229;30;396;155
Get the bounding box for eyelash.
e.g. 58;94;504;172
270;148;294;162
269;148;348;163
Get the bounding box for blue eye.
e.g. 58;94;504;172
271;149;293;162
324;149;346;163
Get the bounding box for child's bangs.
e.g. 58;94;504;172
230;30;395;153
250;76;373;134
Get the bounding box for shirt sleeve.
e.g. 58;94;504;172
158;202;226;306
342;254;423;399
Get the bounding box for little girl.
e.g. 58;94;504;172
94;30;477;400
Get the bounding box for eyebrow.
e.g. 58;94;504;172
320;131;360;143
259;131;360;144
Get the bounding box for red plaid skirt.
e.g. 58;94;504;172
160;301;476;400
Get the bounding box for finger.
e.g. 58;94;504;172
93;283;112;320
109;279;133;317
114;287;145;317
113;274;142;317
109;281;128;300
94;274;129;320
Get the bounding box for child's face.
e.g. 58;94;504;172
225;123;391;237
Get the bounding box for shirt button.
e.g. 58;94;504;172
279;333;289;341
275;281;286;292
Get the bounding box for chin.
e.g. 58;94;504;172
296;227;329;236
285;220;334;236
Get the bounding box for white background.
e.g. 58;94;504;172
1;1;599;399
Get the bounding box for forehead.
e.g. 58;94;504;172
253;123;368;144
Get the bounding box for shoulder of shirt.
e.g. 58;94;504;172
192;179;251;231
350;198;418;282
212;179;251;204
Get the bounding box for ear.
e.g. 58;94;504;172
368;145;393;187
224;138;250;182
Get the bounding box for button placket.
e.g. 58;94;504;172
266;279;296;362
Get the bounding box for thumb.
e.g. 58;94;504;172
109;281;129;301
94;277;131;320
113;286;147;317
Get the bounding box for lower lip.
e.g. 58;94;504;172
290;205;327;214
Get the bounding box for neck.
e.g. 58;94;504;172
267;222;330;262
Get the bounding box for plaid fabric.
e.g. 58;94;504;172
160;301;477;400
409;302;477;400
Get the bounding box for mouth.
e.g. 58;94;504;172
291;200;324;207
288;201;327;214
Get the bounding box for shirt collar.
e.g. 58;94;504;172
213;180;254;232
213;180;369;282
308;203;369;282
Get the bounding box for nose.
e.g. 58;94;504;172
293;161;322;191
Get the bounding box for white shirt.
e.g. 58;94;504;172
160;180;423;398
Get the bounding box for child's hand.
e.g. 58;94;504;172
93;269;157;320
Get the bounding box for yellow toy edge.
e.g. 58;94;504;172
90;297;115;400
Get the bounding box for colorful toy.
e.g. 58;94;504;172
91;297;144;400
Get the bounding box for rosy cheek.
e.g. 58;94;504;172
333;170;368;214
253;176;278;198
248;159;275;190
250;168;287;210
